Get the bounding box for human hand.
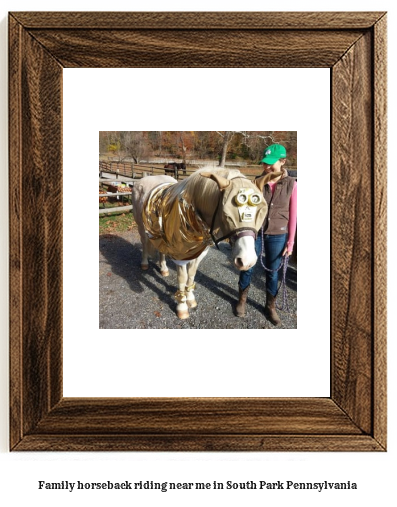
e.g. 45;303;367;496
282;246;292;257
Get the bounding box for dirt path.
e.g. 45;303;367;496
99;229;297;330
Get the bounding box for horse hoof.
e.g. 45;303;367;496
187;300;197;309
141;264;149;271
177;311;189;320
160;270;169;277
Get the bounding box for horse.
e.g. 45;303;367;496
175;162;187;175
131;168;280;319
164;163;177;176
164;162;187;176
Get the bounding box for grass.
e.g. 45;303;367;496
99;208;136;234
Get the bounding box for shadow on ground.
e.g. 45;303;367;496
99;231;297;330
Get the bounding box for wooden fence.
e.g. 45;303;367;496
99;160;195;180
99;178;134;215
99;160;299;181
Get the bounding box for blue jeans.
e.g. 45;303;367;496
239;233;287;296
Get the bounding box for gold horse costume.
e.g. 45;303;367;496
141;171;275;262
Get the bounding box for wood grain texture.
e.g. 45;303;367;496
9;14;23;450
31;398;362;435
373;14;387;449
11;11;385;29
14;435;382;452
9;11;387;452
27;29;363;68
332;32;373;434
9;15;64;448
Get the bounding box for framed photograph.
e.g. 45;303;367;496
96;129;300;332
9;11;387;451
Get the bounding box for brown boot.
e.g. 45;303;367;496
235;285;250;317
264;291;281;325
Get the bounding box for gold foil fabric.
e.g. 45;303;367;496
142;182;212;261
141;170;269;261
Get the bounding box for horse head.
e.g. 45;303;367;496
200;171;281;271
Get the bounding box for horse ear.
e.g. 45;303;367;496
254;171;283;192
200;172;231;191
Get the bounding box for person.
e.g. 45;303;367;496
235;144;297;325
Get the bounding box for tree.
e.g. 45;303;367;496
119;131;148;163
147;131;163;156
216;131;262;166
217;131;235;167
99;131;297;167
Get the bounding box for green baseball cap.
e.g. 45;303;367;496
261;144;287;164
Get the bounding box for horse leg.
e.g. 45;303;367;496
175;264;189;319
185;249;208;308
140;236;151;270
185;261;198;308
159;252;169;277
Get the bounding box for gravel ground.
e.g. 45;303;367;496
99;229;297;329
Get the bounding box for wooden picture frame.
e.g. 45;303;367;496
9;11;387;451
